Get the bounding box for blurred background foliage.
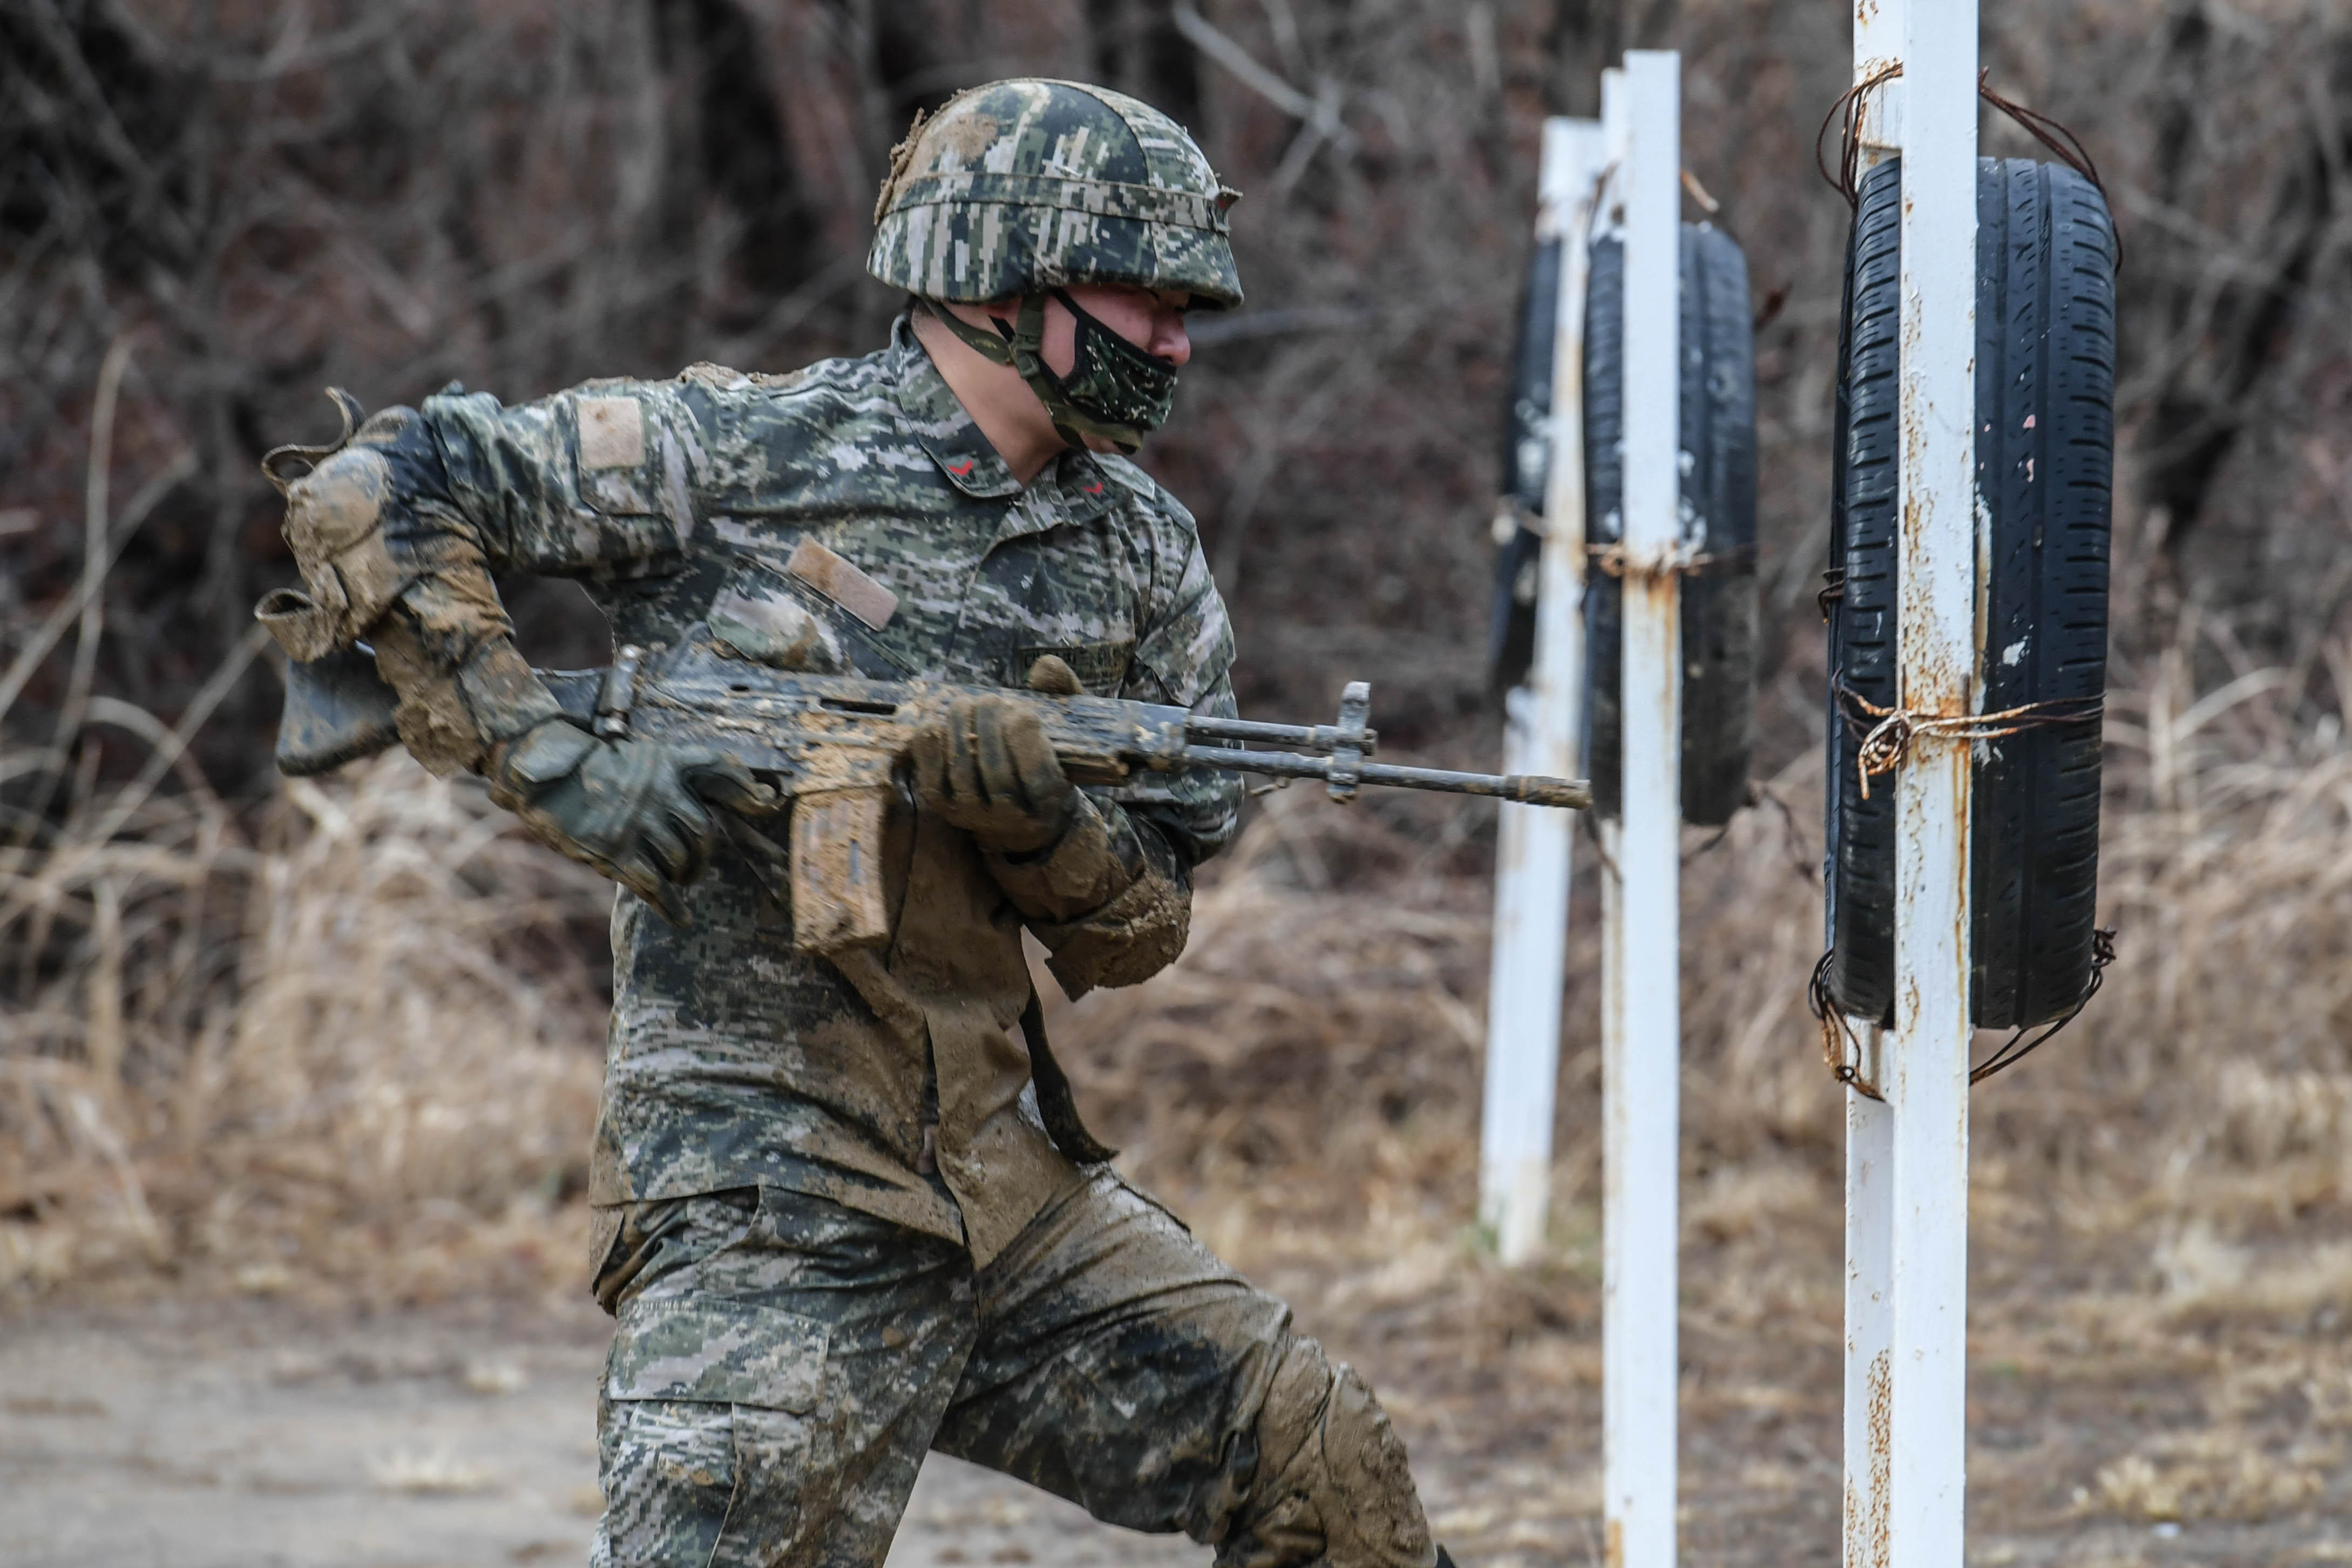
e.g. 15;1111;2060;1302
17;0;2347;784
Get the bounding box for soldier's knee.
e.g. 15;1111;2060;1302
1221;1336;1436;1568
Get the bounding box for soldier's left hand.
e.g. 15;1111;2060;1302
912;693;1077;856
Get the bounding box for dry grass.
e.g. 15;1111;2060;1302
1;742;609;1299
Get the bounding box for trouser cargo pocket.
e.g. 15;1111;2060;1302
594;1297;830;1568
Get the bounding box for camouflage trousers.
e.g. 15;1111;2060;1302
587;1169;1436;1568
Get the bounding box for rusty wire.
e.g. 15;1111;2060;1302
1808;949;1885;1100
1808;928;2120;1096
1749;781;1821;886
1680;820;1734;865
1831;674;2105;801
1815;67;2119;271
1585;539;1758;579
1969;926;2118;1085
1813;664;2116;1094
1976;72;2110;202
1978;72;2123;275
1815;60;1904;208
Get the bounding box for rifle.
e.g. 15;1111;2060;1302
276;637;1589;953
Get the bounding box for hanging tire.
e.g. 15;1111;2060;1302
1824;155;2117;1030
1583;222;1760;826
1822;160;1901;1024
1488;236;1564;697
1822;181;1861;954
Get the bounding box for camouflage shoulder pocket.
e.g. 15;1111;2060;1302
573;387;676;519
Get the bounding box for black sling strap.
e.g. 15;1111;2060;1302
1018;983;1118;1165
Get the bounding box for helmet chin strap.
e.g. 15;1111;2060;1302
921;297;1151;455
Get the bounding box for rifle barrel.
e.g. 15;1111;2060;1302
1357;761;1591;810
1178;746;1589;810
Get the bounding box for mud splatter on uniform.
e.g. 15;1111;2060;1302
281;318;1233;1259
588;1173;1427;1568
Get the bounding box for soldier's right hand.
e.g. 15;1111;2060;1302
910;692;1080;856
486;719;774;925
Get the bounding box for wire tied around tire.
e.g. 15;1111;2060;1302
1831;674;2104;801
1808;929;2119;1098
1814;62;1904;208
1815;67;2118;270
1968;927;2118;1084
1585;539;1757;579
1809;951;1885;1101
1821;152;2114;1037
1816;568;1845;622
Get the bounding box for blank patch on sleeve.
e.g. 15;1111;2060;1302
786;539;899;629
578;396;647;471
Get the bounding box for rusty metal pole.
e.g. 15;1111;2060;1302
1888;0;1978;1562
1479;116;1607;1267
1604;50;1682;1568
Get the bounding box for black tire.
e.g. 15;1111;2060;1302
1824;171;1863;938
1825;156;2117;1030
1488;521;1542;701
1489;236;1564;696
1824;162;1902;1019
1583;222;1760;826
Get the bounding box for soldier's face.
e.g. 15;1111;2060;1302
1037;285;1193;375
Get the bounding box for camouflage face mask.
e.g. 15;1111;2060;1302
927;293;1180;456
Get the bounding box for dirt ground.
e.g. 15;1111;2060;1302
6;1177;2350;1568
0;1291;1196;1568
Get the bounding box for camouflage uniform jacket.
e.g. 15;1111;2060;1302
357;315;1240;1265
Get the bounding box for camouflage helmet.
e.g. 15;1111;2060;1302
868;78;1242;310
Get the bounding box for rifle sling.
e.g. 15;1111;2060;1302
1018;983;1119;1166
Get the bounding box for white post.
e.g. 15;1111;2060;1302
1480;688;1553;1261
1479;116;1607;1267
1604;50;1682;1568
1842;1026;1892;1568
1481;687;1538;1244
1890;1;1979;1563
1841;11;1903;1564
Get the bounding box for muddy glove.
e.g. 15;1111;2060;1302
910;693;1078;856
487;718;772;925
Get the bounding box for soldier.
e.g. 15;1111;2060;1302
261;79;1450;1568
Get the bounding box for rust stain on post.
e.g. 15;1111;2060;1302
1865;1349;1893;1568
